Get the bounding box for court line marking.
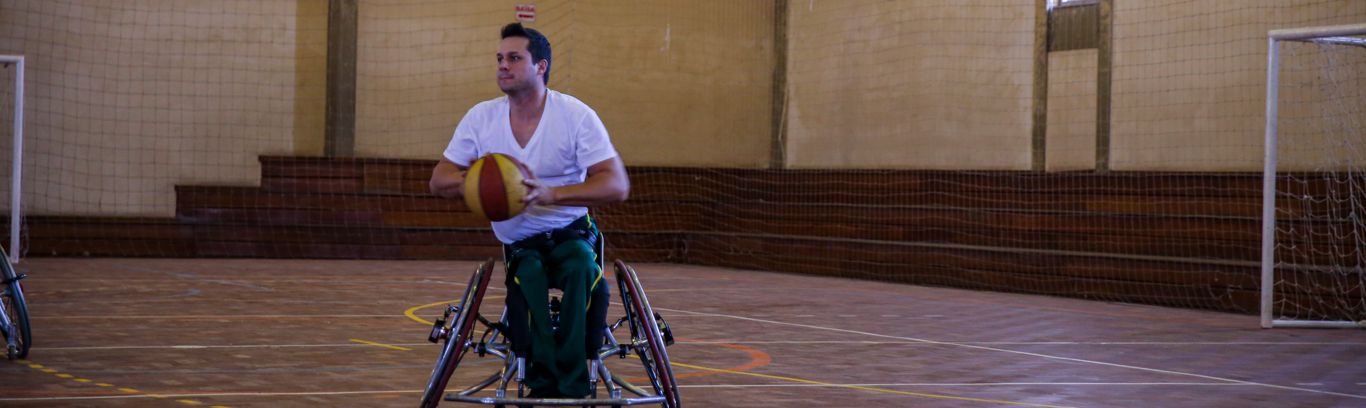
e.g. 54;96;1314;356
0;384;1267;403
661;340;1366;346
0;390;429;401
0;382;1257;399
348;339;412;351
35;314;405;319
35;343;436;351
106;263;272;291
665;382;1248;387
155;289;201;299
671;361;1073;408
405;298;777;382
8;382;1252;402
404;296;1059;407
29;340;1364;351
658;307;1366;400
8;360;231;407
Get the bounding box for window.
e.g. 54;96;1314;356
1047;0;1099;51
1048;0;1099;10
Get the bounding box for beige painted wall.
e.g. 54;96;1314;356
3;1;1363;218
1110;0;1366;171
783;0;1035;170
354;0;775;168
1046;49;1097;172
0;0;311;216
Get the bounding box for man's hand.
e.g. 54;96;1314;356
520;157;628;207
522;178;556;206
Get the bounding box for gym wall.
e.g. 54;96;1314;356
352;0;775;168
1108;0;1366;171
782;0;1036;170
0;0;310;216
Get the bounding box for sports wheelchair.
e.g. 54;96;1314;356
419;234;680;408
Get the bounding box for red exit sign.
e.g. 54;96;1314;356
515;4;535;22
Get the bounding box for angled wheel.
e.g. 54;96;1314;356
420;259;496;408
0;248;29;360
615;260;679;408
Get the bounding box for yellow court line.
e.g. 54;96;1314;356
403;296;506;326
348;339;412;351
14;360;227;407
669;362;1075;408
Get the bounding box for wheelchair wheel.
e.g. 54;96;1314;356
614;260;679;408
420;259;496;408
0;248;29;360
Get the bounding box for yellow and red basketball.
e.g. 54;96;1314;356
463;153;531;222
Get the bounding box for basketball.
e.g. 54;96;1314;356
463;153;531;222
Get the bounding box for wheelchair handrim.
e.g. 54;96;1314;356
618;261;679;408
421;259;495;408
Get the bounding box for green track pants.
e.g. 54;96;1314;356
505;238;608;398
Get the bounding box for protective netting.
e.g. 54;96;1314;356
0;1;1364;320
0;0;303;218
1271;37;1366;322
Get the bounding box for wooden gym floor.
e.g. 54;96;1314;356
2;258;1365;407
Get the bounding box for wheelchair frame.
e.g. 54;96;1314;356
419;234;679;408
0;246;30;360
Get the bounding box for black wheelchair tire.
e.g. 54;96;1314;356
614;260;679;408
0;249;29;360
420;259;495;408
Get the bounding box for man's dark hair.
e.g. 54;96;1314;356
501;23;552;85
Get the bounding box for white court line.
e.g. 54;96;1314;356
0;383;1254;402
656;307;1366;400
680;383;1247;387
34;343;436;351
107;263;272;291
37;340;1358;351
34;315;403;319
667;340;1366;346
0;390;421;402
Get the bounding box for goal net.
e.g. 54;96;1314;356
1263;23;1366;328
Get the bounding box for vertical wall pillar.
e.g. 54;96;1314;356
325;0;358;157
1031;0;1050;172
769;0;790;170
1095;0;1114;173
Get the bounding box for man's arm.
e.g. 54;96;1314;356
430;158;469;198
523;156;629;207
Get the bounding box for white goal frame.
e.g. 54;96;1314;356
1262;23;1366;329
0;55;20;265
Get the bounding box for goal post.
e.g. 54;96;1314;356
1262;23;1366;329
0;55;20;266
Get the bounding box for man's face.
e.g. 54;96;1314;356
497;37;544;94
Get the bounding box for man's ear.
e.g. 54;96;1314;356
537;59;549;76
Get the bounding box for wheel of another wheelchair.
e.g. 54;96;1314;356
615;260;679;408
420;259;496;408
1;250;29;360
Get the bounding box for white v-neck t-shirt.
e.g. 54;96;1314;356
443;90;619;244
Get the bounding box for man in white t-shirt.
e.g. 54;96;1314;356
429;22;629;399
